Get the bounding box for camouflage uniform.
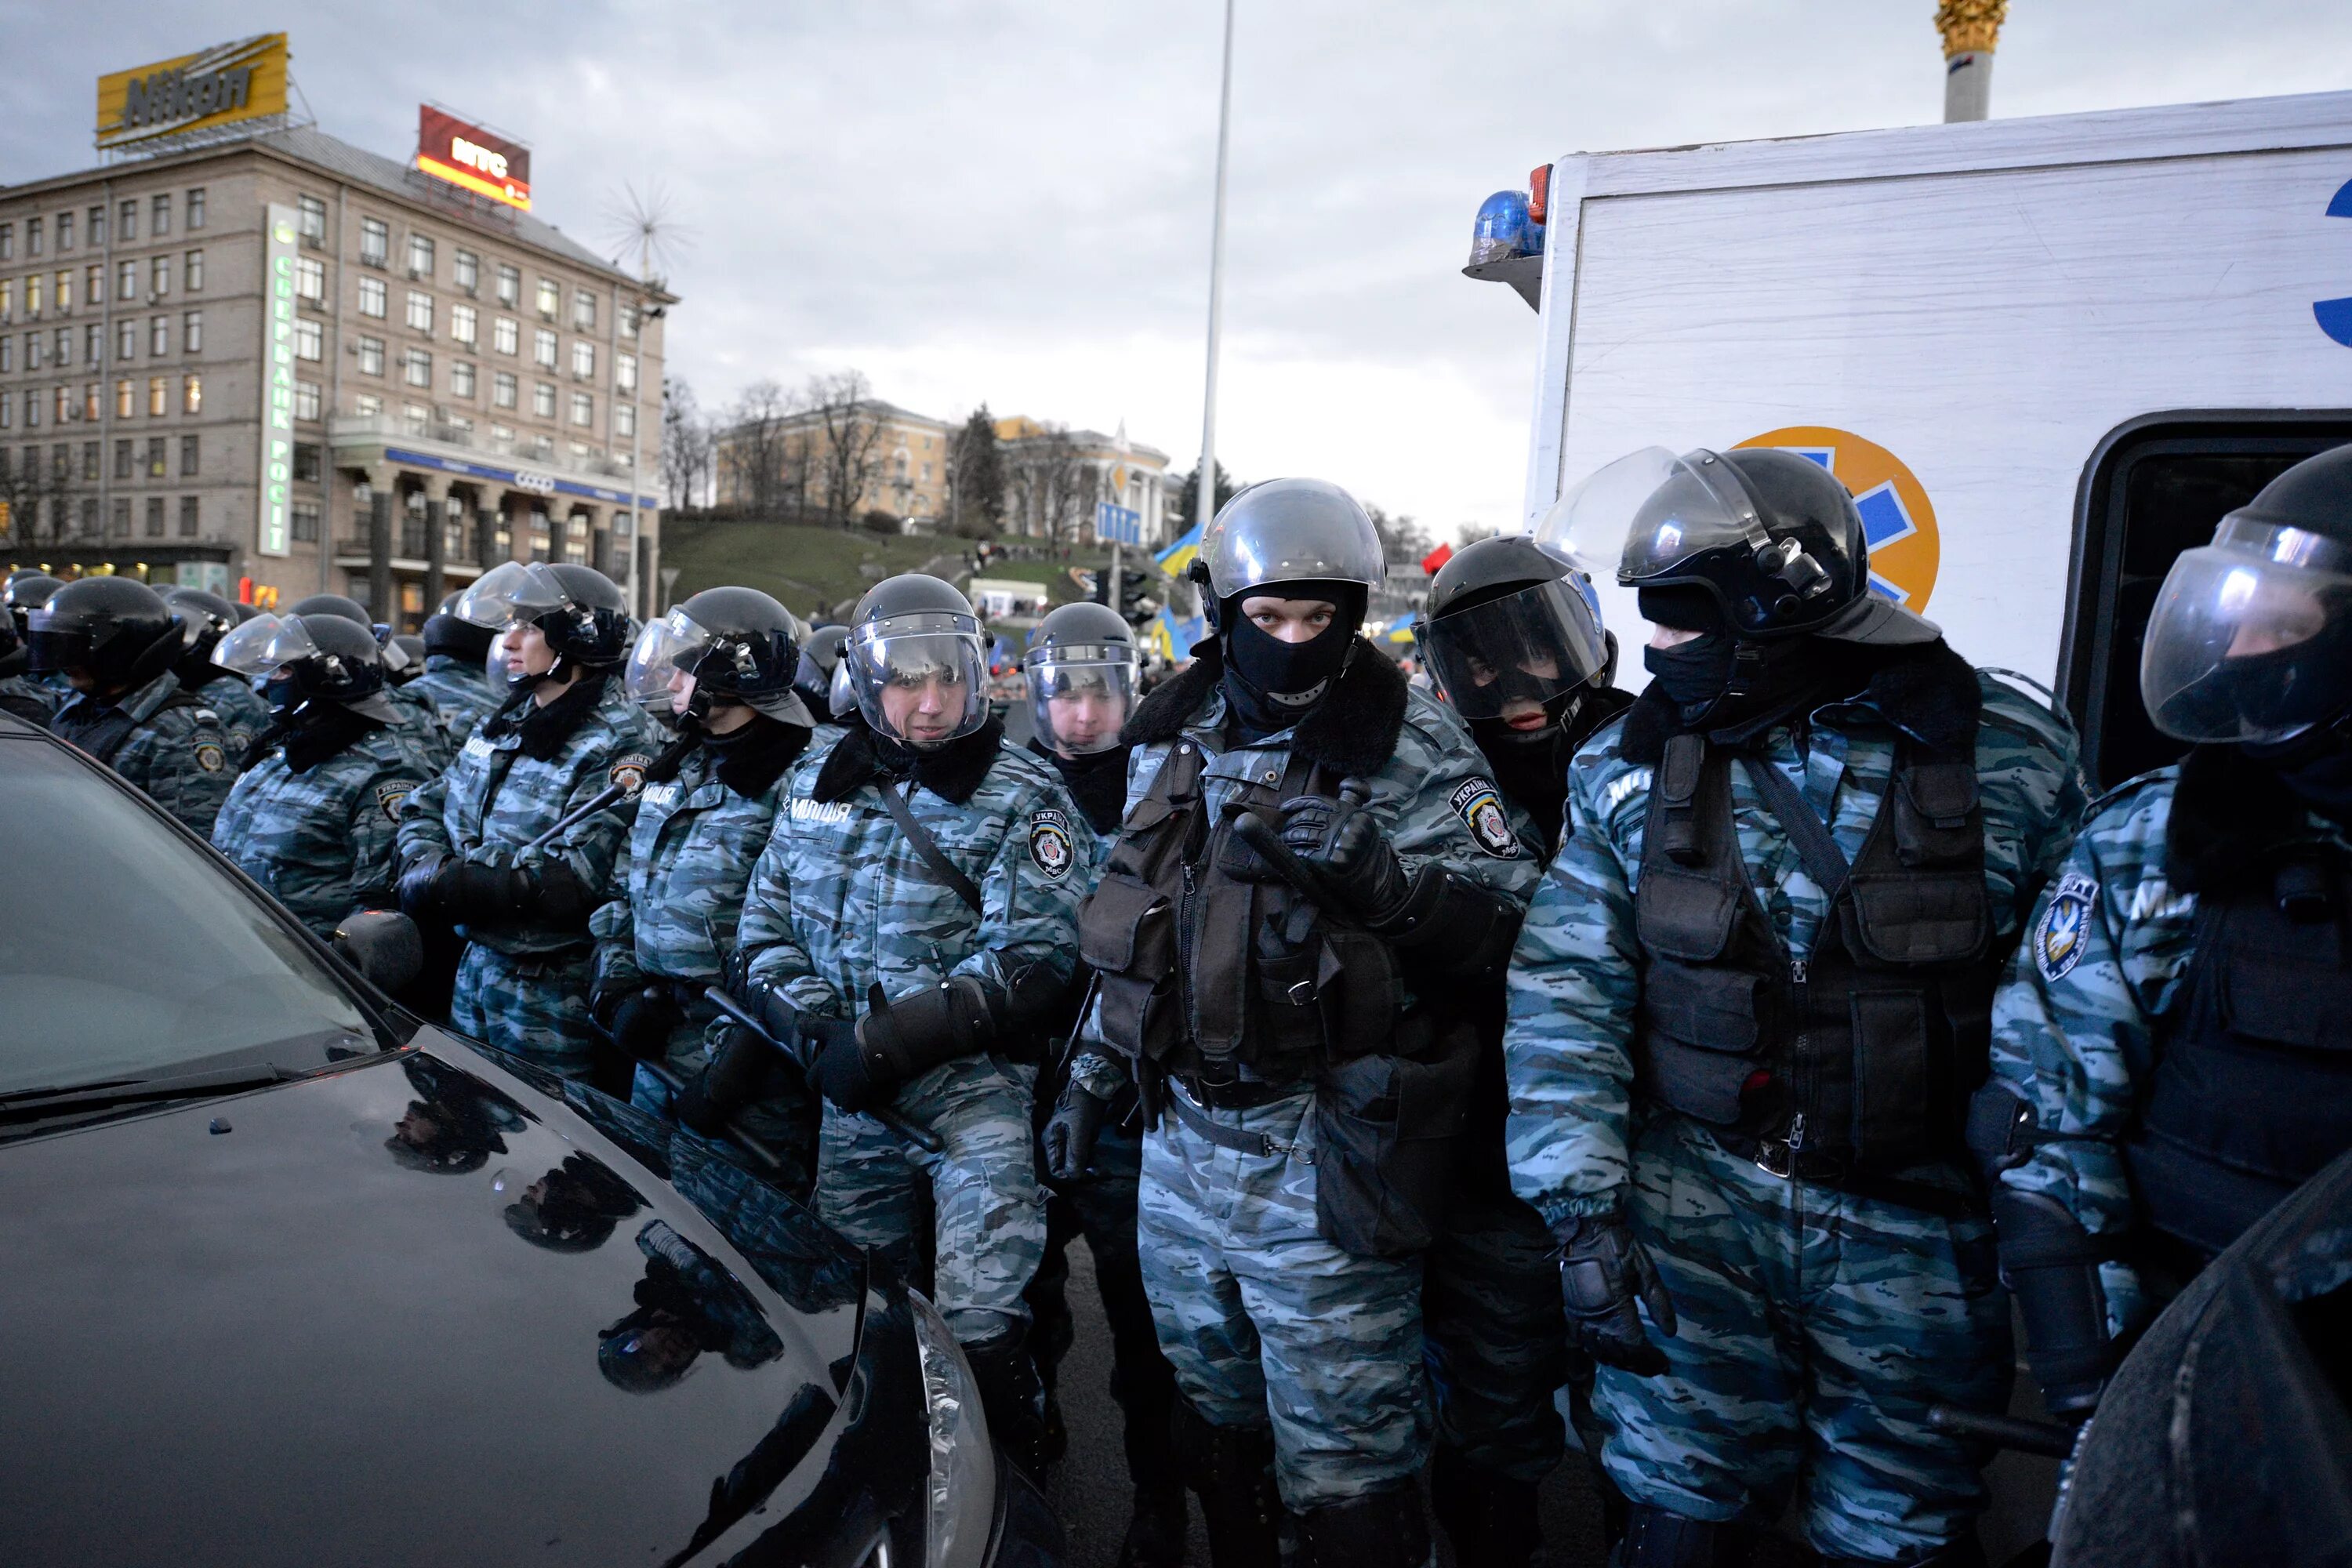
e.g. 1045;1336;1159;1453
1078;679;1544;1509
1503;672;2085;1561
212;720;440;937
589;738;815;1185
0;662;59;724
397;678;655;1075
408;653;502;754
387;678;459;770
189;671;271;759
49;670;238;837
736;726;1093;1344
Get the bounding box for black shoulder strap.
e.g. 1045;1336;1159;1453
1736;752;1851;906
874;776;984;915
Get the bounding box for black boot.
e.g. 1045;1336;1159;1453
1174;1399;1285;1568
962;1330;1052;1482
1115;1483;1189;1568
1296;1484;1432;1568
1613;1503;1753;1567
1430;1443;1544;1568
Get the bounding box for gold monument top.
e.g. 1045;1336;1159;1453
1935;0;2009;58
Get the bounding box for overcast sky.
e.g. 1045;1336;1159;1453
5;1;2349;538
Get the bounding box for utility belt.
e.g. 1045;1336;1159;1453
1707;1125;1986;1220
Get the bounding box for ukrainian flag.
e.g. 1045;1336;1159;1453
1155;521;1203;579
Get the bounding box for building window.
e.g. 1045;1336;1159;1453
85;263;103;307
571;341;595;379
493;317;518;356
83;383;97;422
180;434;199;476
452;360;477;398
292;442;321;482
24;332;39;372
105;496;126;535
54;270;71;312
184;187;206;231
570;390;593;427
183;375;201;415
451;302;477;347
116;259;136;301
496;263;520;307
294;379;321;421
532;381;556;419
358;336;385;376
619;303;638;339
57;211;74;252
296;256;325;303
405;290;434;333
82;440;99;480
0;399;11;431
147;436;165;477
53;387;70;424
403;348;432;388
183;311;202;354
27;217;42;256
297;194;326;245
453;248;479;294
150;316;169;357
407;234;435;278
14;390;28;429
359;217;388;267
118;199;136;241
179;495;200;536
532;327;556;368
116;319;135;361
358;277;387;318
115;379;132;418
446;413;473;436
149;256;169;299
53;327;68;365
404;403;429;436
184;250;203;292
151;194;171;238
111;437;130;477
492;370;517;409
615;401;637;440
25;274;40;315
144;496;165;537
0;223;11;260
572;289;597;332
0;337;9;374
535;278;559;320
616;351;638;393
79;324;98;366
294;318;322;362
0;277;9;318
291;502;321;543
492;422;515;445
147;377;166;417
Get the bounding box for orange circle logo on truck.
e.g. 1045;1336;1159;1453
1734;426;1940;613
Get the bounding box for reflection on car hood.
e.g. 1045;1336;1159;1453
0;1033;869;1567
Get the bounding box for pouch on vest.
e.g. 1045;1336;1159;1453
1080;870;1181;1062
1636;959;1763;1125
1317;927;1400;1062
1312;1014;1477;1257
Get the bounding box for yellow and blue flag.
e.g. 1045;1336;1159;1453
1155;521;1203;579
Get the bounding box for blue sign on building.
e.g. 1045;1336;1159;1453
1095;502;1142;545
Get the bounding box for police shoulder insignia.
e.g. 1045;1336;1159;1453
2035;871;2099;985
1448;778;1521;858
461;735;495;762
192;740;227;773
1029;808;1075;878
374;780;412;824
609;752;654;797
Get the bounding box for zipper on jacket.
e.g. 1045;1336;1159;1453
1178;858;1200;1051
1788;956;1811;1156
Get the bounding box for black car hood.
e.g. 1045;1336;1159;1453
0;1033;877;1567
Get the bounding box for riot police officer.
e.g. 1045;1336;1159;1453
1414;533;1632;1564
1977;441;2352;1424
1048;480;1542;1567
0;592;56;725
5;572;69;701
410;591;505;750
289;592;454;768
30;576;238;836
208;612;440;937
730;573;1092;1475
1504;446;2086;1566
590;586;820;1190
395;561;654;1077
162;587;273;755
793;622;852;728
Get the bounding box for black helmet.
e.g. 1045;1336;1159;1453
1420;535;1613;747
2141;443;2352;746
162;587;241;673
288;593;379;631
1545;445;1935;645
454;561;633;688
387;633;426;684
1196;478;1385;630
27;578;181;691
4;572;65;640
421;590;495;666
227;599;261;626
1026;601;1139;756
793;623;851;716
846;574;988;747
212;611;394;720
626;585;809;725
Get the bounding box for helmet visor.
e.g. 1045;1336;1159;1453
625;608;720;717
2140;514;2352;743
851;614;988;747
1541;446;1769;585
454;561;571;630
827;658;857;719
211;612;326;678
1027;644;1140;754
1420;575;1608;723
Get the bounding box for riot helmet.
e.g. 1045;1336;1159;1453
27;577;180;692
4;572;65;641
386;633;426;684
420;590;497;666
2141;443;2352;745
456;561;633;690
1419;535;1611;746
846;574;988;748
212;611;394;720
1197;477;1387;612
227;599;261;626
793;623;851;717
288;593;380;632
827;656;858;720
1026;601;1140;756
162;588;240;659
625;586;811;727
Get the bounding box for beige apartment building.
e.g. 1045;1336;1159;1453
995;415;1172;547
713;399;953;528
0;125;673;626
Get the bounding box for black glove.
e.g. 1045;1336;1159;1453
1042;1081;1109;1182
607;987;684;1062
396;851;448;918
1991;1187;2118;1420
855;976;999;1084
1278;788;1411;927
675;1025;768;1136
812;1031;883;1114
436;858;531;924
1559;1213;1678;1376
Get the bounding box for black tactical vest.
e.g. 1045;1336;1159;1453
2129;844;2352;1261
1632;728;1998;1171
52;684;202;766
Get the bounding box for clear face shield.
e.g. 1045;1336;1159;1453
851;613;989;749
1026;643;1140;755
209;612;325;680
827;658;857;720
2140;513;2352;744
625;608;728;722
1419;574;1609;730
456;561;575;691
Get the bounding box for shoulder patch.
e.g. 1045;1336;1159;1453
1029;807;1076;878
192;739;227;773
1449;777;1521;858
2034;870;2099;985
373;779;414;824
608;752;654;798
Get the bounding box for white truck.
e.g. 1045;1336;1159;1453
1483;87;2352;789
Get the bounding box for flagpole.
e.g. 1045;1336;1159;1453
1197;0;1236;538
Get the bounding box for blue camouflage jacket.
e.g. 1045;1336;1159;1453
406;655;502;754
1503;666;2086;1228
213;720;441;935
190;673;271;760
50;670;239;838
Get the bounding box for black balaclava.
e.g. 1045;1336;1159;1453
1219;579;1368;744
1638;586;1849;732
2247;720;2352;829
1031;736;1132;836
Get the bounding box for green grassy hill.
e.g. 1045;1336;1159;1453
659;519;1128;620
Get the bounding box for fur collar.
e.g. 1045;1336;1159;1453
2165;744;2324;895
1619;637;1980;766
814;715;1004;806
710;717;812;800
1121;635;1409;777
481;670;612;761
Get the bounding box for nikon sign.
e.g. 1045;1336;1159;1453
96;34;289;151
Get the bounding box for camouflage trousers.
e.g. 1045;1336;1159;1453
816;1052;1045;1345
1596;1115;2012;1563
629;1008;819;1204
450;944;599;1078
1422;1171;1571;1483
1138;1083;1428;1509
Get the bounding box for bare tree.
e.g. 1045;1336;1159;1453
0;442;88;550
1007;423;1092;552
660;376;715;512
1363;501;1434;568
717;379;801;523
946;405;1007;539
806;370;887;529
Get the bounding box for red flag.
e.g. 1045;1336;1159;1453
1421;541;1454;575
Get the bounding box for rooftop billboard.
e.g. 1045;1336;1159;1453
416;107;532;212
96;34;289;151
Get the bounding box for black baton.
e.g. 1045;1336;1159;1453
702;985;947;1155
634;1057;790;1175
1926;1404;2077;1458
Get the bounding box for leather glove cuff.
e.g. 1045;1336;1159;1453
857;975;1000;1084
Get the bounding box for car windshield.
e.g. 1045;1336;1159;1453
0;735;383;1101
